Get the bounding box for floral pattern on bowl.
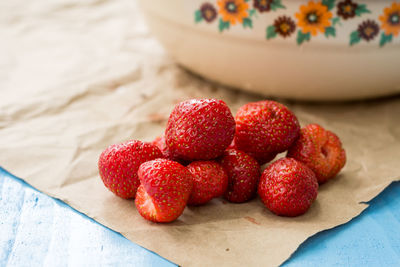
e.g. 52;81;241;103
194;0;400;47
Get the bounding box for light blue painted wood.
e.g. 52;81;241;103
284;181;400;266
0;167;399;266
0;168;177;267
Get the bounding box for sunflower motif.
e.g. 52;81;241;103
358;20;380;41
295;1;333;36
200;3;217;23
273;16;296;37
254;0;274;12
217;0;249;25
337;0;357;20
379;2;400;36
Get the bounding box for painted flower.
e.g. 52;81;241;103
200;3;217;22
337;0;357;20
358;20;380;41
379;2;400;37
273;16;296;37
295;1;333;36
253;0;274;12
217;0;249;25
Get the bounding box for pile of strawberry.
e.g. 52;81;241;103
98;99;346;222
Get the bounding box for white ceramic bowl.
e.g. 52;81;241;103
138;0;400;100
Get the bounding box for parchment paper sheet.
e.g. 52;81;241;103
0;0;399;266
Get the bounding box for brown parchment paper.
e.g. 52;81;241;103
1;0;399;266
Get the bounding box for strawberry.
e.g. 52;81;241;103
151;136;165;154
187;161;228;205
220;149;261;203
165;99;235;161
98;140;162;199
228;139;277;165
258;158;318;217
152;135;191;166
151;135;175;160
234;100;300;165
287;124;346;184
135;159;193;223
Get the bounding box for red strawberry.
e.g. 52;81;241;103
151;136;165;153
234;100;300;164
228;139;277;165
220;149;261;203
98;140;162;199
287;124;346;184
165;99;235;161
258;158;318;217
187;161;228;205
151;135;175;160
135;159;193;223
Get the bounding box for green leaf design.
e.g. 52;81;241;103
325;26;336;38
249;9;257;18
297;30;311;45
266;25;277;40
349;30;361;46
219;19;230;32
194;10;203;23
322;0;336;10
380;33;393;47
332;17;341;26
271;0;286;11
355;4;371;16
242;18;253;28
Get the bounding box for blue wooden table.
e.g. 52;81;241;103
1;167;399;266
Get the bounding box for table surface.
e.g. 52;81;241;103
0;167;399;266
